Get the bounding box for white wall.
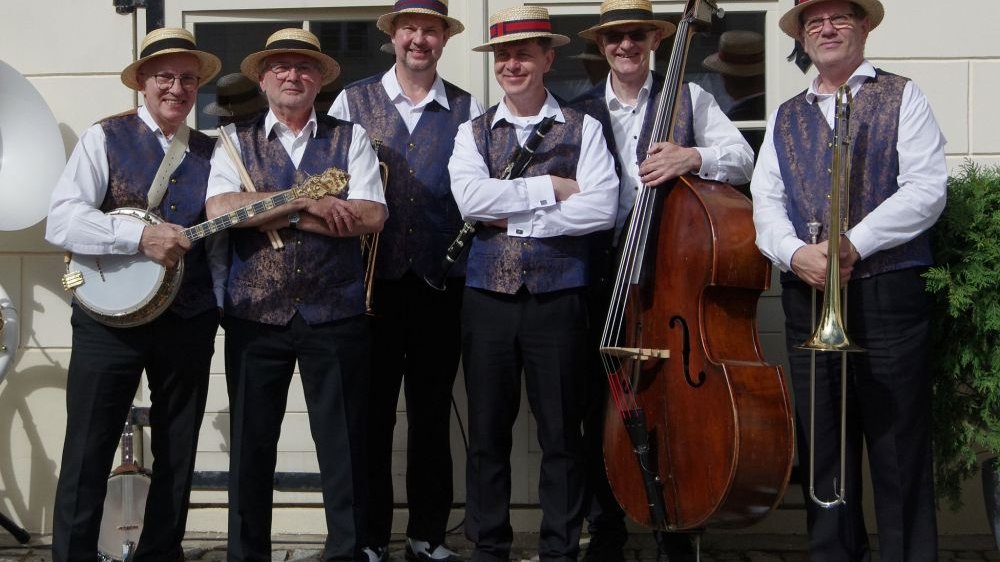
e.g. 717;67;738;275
0;0;996;538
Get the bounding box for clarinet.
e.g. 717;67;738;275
424;115;557;291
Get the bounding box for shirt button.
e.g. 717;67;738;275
515;229;524;235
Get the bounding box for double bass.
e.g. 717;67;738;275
599;0;794;531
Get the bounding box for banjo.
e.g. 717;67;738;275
62;167;349;328
98;407;149;562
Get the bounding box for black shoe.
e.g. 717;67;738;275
404;538;462;562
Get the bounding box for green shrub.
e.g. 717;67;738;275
925;160;1000;508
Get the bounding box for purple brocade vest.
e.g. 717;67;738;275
466;104;589;295
100;112;215;318
774;69;933;281
343;74;474;280
225;114;364;326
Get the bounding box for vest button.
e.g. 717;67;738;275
409;169;415;176
170;178;177;184
294;297;302;303
296;267;303;274
408;142;415;149
170;204;177;211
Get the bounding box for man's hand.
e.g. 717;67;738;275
304;196;362;236
791;236;860;290
639;142;701;187
139;223;190;269
551;176;580;202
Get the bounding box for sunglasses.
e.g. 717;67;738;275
601;28;655;43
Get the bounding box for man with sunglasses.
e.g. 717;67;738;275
569;1;753;560
750;1;946;560
205;28;386;562
46;28;224;562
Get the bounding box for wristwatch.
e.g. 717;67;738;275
287;211;301;229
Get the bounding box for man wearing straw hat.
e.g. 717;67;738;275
46;27;223;562
328;3;484;562
750;1;946;560
701;30;766;121
448;6;618;562
570;1;753;560
204;28;386;562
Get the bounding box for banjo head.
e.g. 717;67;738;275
98;471;151;562
65;209;184;328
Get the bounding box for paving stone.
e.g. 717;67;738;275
287;548;322;561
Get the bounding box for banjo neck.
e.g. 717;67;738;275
183;189;301;243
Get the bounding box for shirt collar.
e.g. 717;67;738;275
381;64;451;111
805;60;875;103
491;89;565;129
604;71;653;110
137;105;189;149
264;107;318;138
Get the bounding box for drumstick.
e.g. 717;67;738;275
217;127;284;250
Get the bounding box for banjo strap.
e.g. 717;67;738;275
146;123;190;212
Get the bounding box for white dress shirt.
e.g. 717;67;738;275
328;65;485;133
750;61;948;272
448;91;618;238
206;108;386;207
606;73;755;231
46;105;228;305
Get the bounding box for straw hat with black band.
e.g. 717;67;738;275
203;73;268;118
376;0;465;36
778;0;884;38
120;28;221;91
473;5;570;52
578;0;676;42
702;30;765;78
240;28;341;86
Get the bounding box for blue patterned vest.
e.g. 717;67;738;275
466;104;589;295
225;114;364;325
773;69;932;281
99;111;215;318
342;74;474;280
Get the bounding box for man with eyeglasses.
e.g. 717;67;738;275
46;28;224;562
327;2;483;562
568;1;753;560
205;28;386;562
750;1;946;560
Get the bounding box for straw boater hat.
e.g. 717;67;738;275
203;73;268;118
376;0;465;36
702;31;765;77
578;0;677;42
120;28;221;91
778;0;884;38
240;28;341;86
473;6;571;52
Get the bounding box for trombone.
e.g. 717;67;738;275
798;84;865;509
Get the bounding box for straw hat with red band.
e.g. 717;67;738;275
578;0;676;42
779;0;884;38
473;6;570;52
240;28;341;86
120;28;221;91
376;0;465;36
702;31;764;78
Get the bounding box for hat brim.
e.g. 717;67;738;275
376;10;465;36
120;49;222;91
473;33;571;53
778;0;884;38
702;54;764;77
203;98;269;117
240;49;341;85
578;19;676;42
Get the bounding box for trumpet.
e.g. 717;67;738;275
361;140;389;315
798;84;865;509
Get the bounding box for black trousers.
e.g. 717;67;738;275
52;306;217;562
365;273;463;547
783;268;937;562
224;313;370;562
462;287;588;562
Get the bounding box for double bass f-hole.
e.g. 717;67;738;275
668;316;706;388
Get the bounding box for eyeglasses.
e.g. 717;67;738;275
803;13;856;35
266;62;321;80
146;73;199;91
601;28;654;44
